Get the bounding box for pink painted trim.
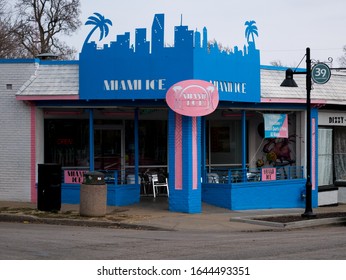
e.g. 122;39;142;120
175;114;183;190
261;98;327;104
192;117;197;190
30;105;37;203
16;95;79;101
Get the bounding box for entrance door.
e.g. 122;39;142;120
94;125;125;180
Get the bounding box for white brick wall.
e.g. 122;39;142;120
0;61;38;201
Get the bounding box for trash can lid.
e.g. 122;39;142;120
83;171;105;185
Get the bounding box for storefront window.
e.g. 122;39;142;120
334;127;346;182
318;128;333;186
44;119;89;167
207;120;242;166
126;120;167;167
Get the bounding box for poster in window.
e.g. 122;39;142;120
264;114;288;138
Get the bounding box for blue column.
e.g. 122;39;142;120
89;109;94;171
201;117;206;183
241;110;247;181
311;107;319;208
134;108;139;184
168;110;202;213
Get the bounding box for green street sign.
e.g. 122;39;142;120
312;63;331;84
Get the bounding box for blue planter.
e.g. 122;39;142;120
107;184;140;206
202;179;315;210
62;183;140;207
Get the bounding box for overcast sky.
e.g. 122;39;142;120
67;0;346;67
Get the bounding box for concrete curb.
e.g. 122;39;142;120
230;215;346;229
0;213;170;231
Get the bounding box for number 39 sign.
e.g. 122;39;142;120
311;63;331;84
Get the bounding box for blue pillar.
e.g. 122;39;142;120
241;110;247;181
201;117;206;182
312;107;319;207
89;109;94;171
134;108;139;184
168;110;202;213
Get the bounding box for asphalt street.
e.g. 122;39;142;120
1;222;346;260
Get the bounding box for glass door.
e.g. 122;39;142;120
94;125;125;181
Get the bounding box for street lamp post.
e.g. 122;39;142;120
280;47;315;217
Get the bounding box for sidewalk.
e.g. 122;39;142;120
1;197;346;232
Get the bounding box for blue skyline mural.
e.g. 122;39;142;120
79;13;260;102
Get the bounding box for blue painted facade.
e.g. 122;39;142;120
79;13;260;103
23;13;318;213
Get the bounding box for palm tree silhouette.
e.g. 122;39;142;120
83;13;113;48
245;20;258;47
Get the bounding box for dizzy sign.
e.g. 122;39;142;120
166;80;219;117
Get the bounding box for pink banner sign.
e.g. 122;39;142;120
261;168;276;181
166;79;219;117
64;170;87;184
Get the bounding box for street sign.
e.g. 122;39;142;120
311;63;331;84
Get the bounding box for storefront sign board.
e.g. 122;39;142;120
166;80;219;116
79;13;260;102
319;112;346;126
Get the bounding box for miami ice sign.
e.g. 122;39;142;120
79;13;261;102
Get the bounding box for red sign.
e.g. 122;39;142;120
57;138;74;145
166;80;219;117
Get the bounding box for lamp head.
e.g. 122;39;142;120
280;68;298;87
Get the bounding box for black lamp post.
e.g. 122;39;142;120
280;47;315;217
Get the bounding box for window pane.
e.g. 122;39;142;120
334;127;346;182
139;120;167;165
44;120;89;167
318;128;333;186
209;120;242;165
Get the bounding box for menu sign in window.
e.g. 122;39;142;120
261;168;276;181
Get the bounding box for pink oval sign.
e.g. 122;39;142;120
166;80;219;117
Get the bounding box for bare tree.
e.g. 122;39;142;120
338;45;346;67
13;0;82;59
0;0;20;58
270;60;283;67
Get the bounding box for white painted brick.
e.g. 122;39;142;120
0;61;38;201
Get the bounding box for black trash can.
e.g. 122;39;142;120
37;163;62;211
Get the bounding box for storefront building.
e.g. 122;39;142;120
317;81;346;205
4;13;342;213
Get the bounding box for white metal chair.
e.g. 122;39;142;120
207;173;219;183
151;174;169;198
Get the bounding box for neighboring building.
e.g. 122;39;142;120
262;67;346;206
1;14;345;212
